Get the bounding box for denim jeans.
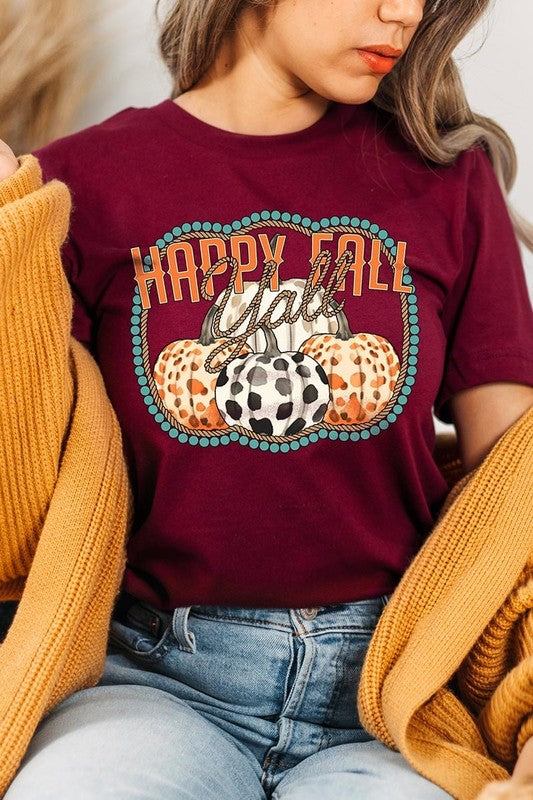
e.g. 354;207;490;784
5;592;452;799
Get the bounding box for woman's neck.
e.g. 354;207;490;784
173;7;330;136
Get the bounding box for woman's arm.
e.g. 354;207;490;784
513;737;533;780
476;745;533;799
449;382;533;473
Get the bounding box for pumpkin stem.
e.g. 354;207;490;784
198;303;220;346
329;298;353;340
261;324;282;357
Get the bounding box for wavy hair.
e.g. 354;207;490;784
0;0;96;154
155;0;532;251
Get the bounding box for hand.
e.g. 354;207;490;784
0;139;20;182
476;775;533;799
514;737;533;781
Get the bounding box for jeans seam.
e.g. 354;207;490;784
190;611;293;630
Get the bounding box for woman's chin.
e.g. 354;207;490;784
315;76;383;106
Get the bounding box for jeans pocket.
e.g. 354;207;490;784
108;604;171;660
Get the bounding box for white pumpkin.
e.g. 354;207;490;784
213;278;337;353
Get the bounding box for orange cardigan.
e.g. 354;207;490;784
0;155;131;795
358;405;533;799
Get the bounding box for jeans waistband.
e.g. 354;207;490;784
112;591;390;641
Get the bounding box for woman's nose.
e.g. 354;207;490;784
378;0;425;28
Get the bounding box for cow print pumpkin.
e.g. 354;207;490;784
215;326;330;436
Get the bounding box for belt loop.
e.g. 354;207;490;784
171;606;196;652
380;593;391;609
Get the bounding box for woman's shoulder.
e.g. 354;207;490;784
345;100;492;180
31;100;169;185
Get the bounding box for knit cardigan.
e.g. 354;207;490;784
358;402;533;800
0;154;531;799
0;155;132;796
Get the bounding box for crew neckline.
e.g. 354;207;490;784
153;98;358;155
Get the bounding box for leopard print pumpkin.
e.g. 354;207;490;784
153;304;252;430
300;305;400;425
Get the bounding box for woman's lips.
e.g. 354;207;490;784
356;46;402;75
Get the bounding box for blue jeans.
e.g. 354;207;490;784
6;593;451;799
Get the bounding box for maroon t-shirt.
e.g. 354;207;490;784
33;99;533;610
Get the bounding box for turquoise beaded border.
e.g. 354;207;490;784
131;211;418;452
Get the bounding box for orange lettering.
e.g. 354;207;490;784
368;239;388;291
337;234;365;296
231;235;258;293
199;237;227;298
392;241;413;293
258;233;286;291
132;245;168;310
166;242;200;303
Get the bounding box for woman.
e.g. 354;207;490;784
0;0;532;797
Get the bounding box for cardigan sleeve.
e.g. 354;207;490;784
0;154;43;206
31;139;95;354
459;566;533;768
0;153;131;797
0;153;74;599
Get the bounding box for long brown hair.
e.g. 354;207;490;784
155;0;532;251
0;0;96;154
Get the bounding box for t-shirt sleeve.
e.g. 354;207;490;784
30;141;95;354
433;146;533;424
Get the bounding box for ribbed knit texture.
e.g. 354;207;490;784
0;155;132;796
358;405;533;800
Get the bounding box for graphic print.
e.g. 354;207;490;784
130;213;419;453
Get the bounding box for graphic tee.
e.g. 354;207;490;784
33;99;533;610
